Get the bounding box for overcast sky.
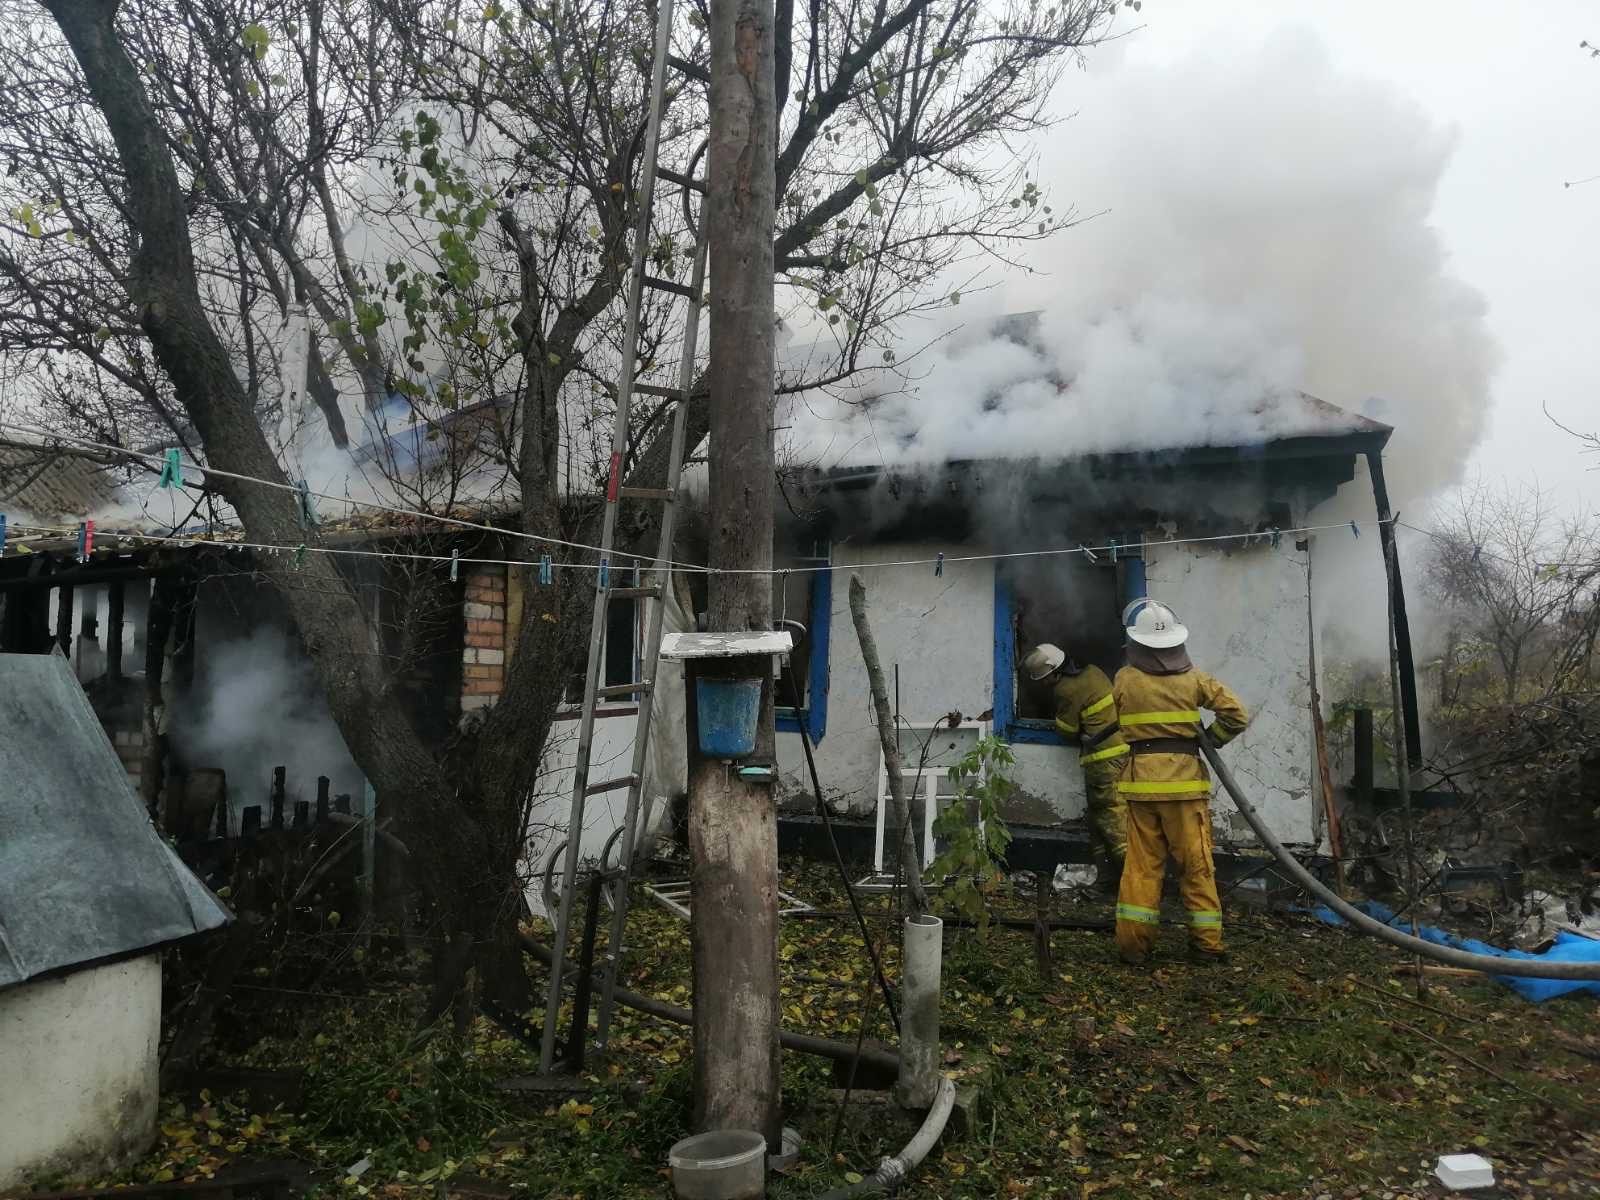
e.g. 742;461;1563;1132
997;0;1600;516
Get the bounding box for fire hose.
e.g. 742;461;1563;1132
1201;734;1600;981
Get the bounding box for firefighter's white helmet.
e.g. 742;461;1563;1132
1125;599;1188;649
1022;643;1065;681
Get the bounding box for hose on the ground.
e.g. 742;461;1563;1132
813;1075;957;1199
1201;736;1600;981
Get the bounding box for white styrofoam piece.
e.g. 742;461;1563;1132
659;630;793;660
1435;1153;1495;1190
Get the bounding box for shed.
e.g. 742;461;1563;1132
0;652;231;1189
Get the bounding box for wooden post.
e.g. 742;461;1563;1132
697;0;780;1144
241;805;262;838
1366;452;1422;767
270;766;286;829
316;776;331;823
335;793;351;815
54;584;74;659
293;799;310;828
142;577;174;818
107;580;125;680
1353;708;1374;803
360;781;376;944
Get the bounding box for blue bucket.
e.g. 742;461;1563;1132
696;677;763;758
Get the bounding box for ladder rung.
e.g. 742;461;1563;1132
596;681;651;699
586;774;640;797
644;275;698;300
658;167;706;194
619;486;675;502
607;585;662;601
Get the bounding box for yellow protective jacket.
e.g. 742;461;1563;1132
1051;665;1128;767
1112;665;1248;799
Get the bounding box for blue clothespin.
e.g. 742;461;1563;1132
934;552;944;577
1349;520;1359;539
598;558;609;590
1270;527;1281;549
1108;537;1120;563
296;480;318;528
293;543;306;569
449;548;459;583
0;514;7;552
77;520;93;563
158;448;182;490
1079;544;1098;565
539;554;553;585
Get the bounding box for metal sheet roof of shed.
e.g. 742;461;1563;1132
0;442;121;523
0;653;231;989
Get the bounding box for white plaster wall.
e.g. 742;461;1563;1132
1143;539;1318;845
775;541;997;813
775;536;1320;846
524;713;646;922
0;954;161;1190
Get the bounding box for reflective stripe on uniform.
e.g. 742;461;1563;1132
1083;691;1115;718
1056;720;1079;737
1116;779;1211;795
1187;910;1223;927
1119;709;1202;725
1081;741;1129;765
1116;903;1160;925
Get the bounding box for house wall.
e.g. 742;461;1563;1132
774;535;1321;846
0;954;161;1190
461;563;508;711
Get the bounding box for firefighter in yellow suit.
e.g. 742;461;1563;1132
1112;600;1249;964
1022;643;1128;892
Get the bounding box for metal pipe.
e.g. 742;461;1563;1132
1201;736;1600;980
517;933;901;1075
893;914;942;1109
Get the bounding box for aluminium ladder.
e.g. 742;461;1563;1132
537;0;708;1072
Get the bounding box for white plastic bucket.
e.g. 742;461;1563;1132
669;1129;767;1199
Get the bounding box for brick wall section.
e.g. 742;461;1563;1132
112;727;146;791
461;563;508;712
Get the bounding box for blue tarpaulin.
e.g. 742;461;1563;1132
1297;899;1600;1003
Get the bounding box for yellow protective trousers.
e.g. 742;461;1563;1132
1082;756;1128;872
1114;797;1224;960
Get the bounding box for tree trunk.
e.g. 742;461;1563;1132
41;1;488;958
692;0;780;1142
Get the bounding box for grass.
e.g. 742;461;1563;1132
71;860;1600;1199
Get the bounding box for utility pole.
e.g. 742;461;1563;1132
693;0;781;1143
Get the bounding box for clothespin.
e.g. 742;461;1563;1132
77;520;93;563
1079;544;1098;565
1108;537;1120;563
157;448;182;490
1270;527;1282;550
1349;520;1359;539
598;558;609;590
0;514;7;552
449;548;459;583
934;552;944;577
539;554;553;585
296;480;318;528
293;543;307;569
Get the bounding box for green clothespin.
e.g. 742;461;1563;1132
158;448;182;489
293;543;307;569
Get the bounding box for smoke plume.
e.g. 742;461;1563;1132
781;26;1498;509
176;628;365;825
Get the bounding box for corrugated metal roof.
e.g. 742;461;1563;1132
0;653;231;989
0;443;120;522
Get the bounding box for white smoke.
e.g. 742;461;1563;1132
176;627;366;824
781;25;1498;508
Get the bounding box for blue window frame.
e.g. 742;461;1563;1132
991;554;1148;746
775;567;831;742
